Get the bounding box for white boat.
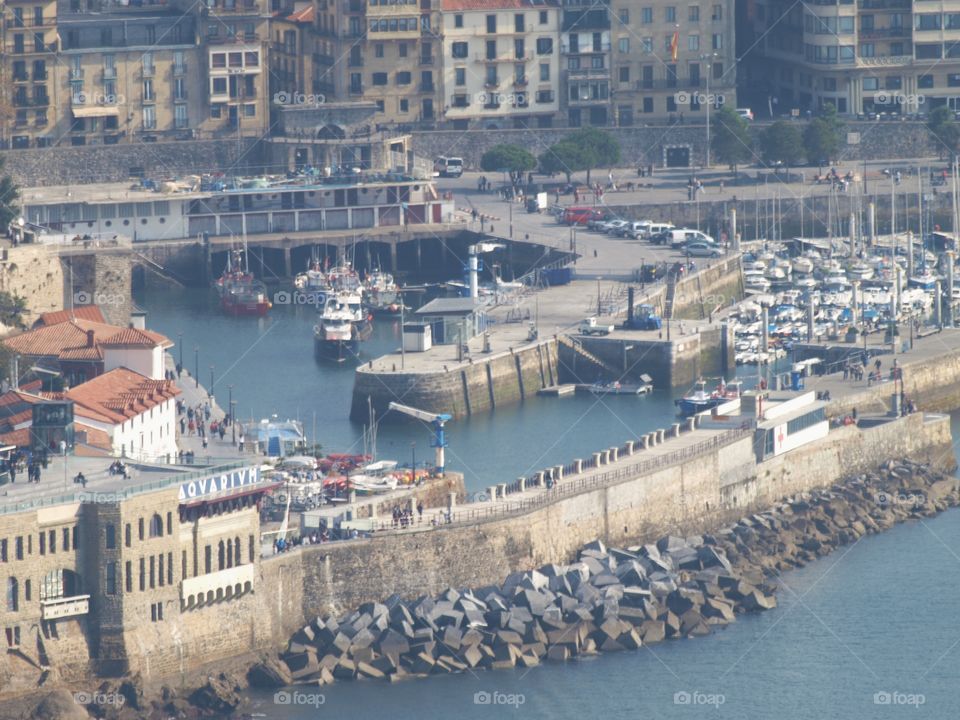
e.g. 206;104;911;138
349;475;399;493
743;260;766;272
745;276;772;292
791;257;814;275
764;266;787;281
795;277;818;290
846;262;875;281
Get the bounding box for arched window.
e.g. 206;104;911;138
105;524;116;550
217;540;225;571
6;577;18;612
233;537;241;567
149;514;163;538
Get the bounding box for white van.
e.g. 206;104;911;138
665;228;715;249
434;156;464;177
637;222;674;240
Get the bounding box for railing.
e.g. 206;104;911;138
859;27;910;39
181;563;255;607
41;595;90;620
857;55;912;66
568;66;609;76
369;426;754;532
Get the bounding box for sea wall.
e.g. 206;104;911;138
0;245;66;324
670;255;744;321
350;338;559;421
292;411;952;618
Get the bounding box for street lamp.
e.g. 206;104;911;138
178;332;183;371
411;442;416;472
194;346;199;389
700;52;718;169
228;384;233;424
231;400;237;445
209;365;215;398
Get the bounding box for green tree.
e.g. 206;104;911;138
480;144;537;185
0;155;19;230
711;106;753;173
565;127;621;184
761;121;805;169
538;142;589;183
802;103;844;167
928;106;960;160
0;291;26;329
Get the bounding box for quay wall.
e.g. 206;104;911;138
0;245;66;325
350;338;559;421
670;255;744;321
292;412;952;617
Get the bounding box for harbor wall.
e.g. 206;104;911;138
292;411;953;617
0;245;66;325
350;338;559;421
670;255;744;320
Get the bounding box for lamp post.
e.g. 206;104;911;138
411;442;416;472
700;52;717;169
194;346;199;388
228;384;233;424
209;365;215;398
178;332;183;371
231;400;237;445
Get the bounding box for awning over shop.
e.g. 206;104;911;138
72;105;120;118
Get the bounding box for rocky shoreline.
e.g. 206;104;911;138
12;458;960;719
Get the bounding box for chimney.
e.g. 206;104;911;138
86;330;95;348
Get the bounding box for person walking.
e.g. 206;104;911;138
417;501;424;522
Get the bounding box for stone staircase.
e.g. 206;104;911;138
556;334;622;381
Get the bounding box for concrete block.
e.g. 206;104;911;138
546;645;570;662
656;429;665;443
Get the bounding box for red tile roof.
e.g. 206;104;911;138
74;423;113;454
0;428;31;448
441;0;556;10
287;4;314;22
65;367;180;425
37;305;107;327
0;390;47;432
2;319;171;361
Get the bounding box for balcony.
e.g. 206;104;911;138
514;77;528;87
34;70;47;81
858;0;911;8
349;84;364;95
4;17;55;29
13;73;29;82
561;42;611;54
420;83;435;92
857;54;912;67
142;65;156;77
41;595;90;621
207;0;261;14
70;68;84;80
568;66;610;77
859;27;910;39
450;96;470;108
180;564;255;610
474;53;533;63
174;63;188;75
484;80;500;88
419;55;434;66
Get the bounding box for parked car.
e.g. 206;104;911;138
664;228;715;249
604;220;630;235
586;212;613;231
563;206;601;226
636;222;674;240
735;108;754;121
619;221;650;238
685;241;723;258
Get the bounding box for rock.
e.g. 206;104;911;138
357;661;386;680
546;645;570;662
640;620;666;643
248;657;293;688
188;674;242;714
332;658;357;680
742;590;777;611
31;690;90;720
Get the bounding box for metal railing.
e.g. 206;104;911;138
367;426;753;533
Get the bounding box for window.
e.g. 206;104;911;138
125;561;132;593
540;63;550;81
536;38;553;55
15;538;22;561
666;6;676;23
885;76;902;90
249;535;256;564
6;578;18;612
515;13;524;32
452;41;468;59
618;8;629;24
48;530;55;554
149;555;155;589
399;43;408;57
486;40;497;60
149;514;162;538
486;14;496;33
689;6;699;21
452;94;469;107
204;545;212;574
948;13;960;30
712;34;722;50
514;39;525;59
948;74;960;88
105;524;116;549
397;71;411;85
183;550;188;580
106;563;116;595
0;540;5;563
158;554;164;587
125;524;131;547
486;65;498;85
642;7;653;24
24;580;30;602
860;43;875;58
688;35;699;51
642;37;653;53
619;37;629;53
916;44;942;60
916;14;942;31
218;541;226;571
619;66;630;83
455;68;466;86
138;518;144;541
712;4;722;21
39;533;45;556
918;75;934;89
454;14;463;28
168;552;173;586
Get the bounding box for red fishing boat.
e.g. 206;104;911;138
215;248;272;317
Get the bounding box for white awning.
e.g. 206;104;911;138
72;105;120;118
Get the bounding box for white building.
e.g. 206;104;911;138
101;327;172;381
440;0;561;130
65;368;181;462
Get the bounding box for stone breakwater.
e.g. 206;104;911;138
243;457;960;691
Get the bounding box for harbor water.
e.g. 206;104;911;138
140;287;960;718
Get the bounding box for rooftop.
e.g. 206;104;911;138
37;305;106;327
65;368;180;424
415;298;482;316
2;319;171;361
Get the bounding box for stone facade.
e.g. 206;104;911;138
0;245;65;325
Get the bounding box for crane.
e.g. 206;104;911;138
387;402;453;474
466;242;505;299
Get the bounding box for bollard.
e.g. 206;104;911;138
349;490;357;505
555;465;563;480
593;451;603;466
448;491;457;510
656;429;665;443
498;482;507;498
646;432;656;447
518;477;526;492
694;414;702;428
625;440;635;455
609;447;618;462
601;450;610;464
641;435;650;449
369;502;377;519
574;459;583;473
671;423;681;437
535;471;544;487
487;485;498;501
685;417;696;432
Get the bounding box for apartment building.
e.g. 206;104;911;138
1;0;59;148
609;0;737;122
560;0;611;127
319;0;442;125
742;0;960;117
440;0;561;130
